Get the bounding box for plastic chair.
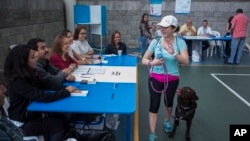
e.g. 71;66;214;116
9;44;17;50
207;31;223;57
244;43;250;53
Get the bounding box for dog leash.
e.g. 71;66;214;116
148;62;169;93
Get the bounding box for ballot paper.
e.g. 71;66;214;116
88;68;106;74
71;90;88;97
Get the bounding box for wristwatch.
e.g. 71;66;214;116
172;51;178;57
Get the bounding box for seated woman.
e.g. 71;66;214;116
62;29;74;45
69;26;99;64
105;30;127;55
4;45;79;141
49;34;81;73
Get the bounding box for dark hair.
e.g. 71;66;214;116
172;25;180;33
62;29;72;37
236;8;243;13
110;30;121;46
228;16;234;23
140;13;149;24
73;25;87;40
151;22;157;25
203;20;208;23
27;38;45;51
4;45;35;83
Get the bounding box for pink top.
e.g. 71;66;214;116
151;73;179;83
50;53;77;70
231;13;249;38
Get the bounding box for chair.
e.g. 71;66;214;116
207;31;223;57
244;43;250;53
9;44;17;50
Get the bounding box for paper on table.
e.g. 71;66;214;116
73;66;136;83
88;68;106;74
101;60;108;64
71;90;88;97
103;54;117;57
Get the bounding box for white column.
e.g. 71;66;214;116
63;0;76;33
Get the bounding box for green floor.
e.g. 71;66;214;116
137;64;250;141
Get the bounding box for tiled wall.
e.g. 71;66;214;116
0;0;65;68
77;0;250;48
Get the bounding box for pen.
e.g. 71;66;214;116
87;68;91;74
81;76;91;78
81;74;92;75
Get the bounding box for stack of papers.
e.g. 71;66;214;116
71;90;88;97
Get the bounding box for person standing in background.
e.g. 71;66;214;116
150;22;159;39
179;18;196;56
224;16;234;58
139;13;151;57
225;9;249;65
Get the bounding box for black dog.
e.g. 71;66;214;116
169;87;199;141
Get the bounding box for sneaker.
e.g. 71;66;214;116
149;133;158;141
164;121;172;133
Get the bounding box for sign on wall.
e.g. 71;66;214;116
149;0;162;17
175;0;191;14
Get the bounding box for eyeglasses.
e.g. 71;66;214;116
80;32;86;35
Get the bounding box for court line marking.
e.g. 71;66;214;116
211;73;250;108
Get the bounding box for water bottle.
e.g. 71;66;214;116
155;47;163;59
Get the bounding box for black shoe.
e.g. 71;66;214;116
224;61;233;64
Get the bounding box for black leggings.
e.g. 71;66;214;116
148;77;179;113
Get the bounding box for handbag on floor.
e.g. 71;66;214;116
64;114;115;141
64;128;115;141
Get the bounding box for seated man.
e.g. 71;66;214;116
179;18;196;56
27;38;75;90
197;20;213;51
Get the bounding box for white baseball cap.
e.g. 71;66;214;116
157;15;178;27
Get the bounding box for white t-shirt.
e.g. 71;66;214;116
197;26;212;36
69;40;93;60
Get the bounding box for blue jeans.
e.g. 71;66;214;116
228;37;246;64
140;36;149;57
